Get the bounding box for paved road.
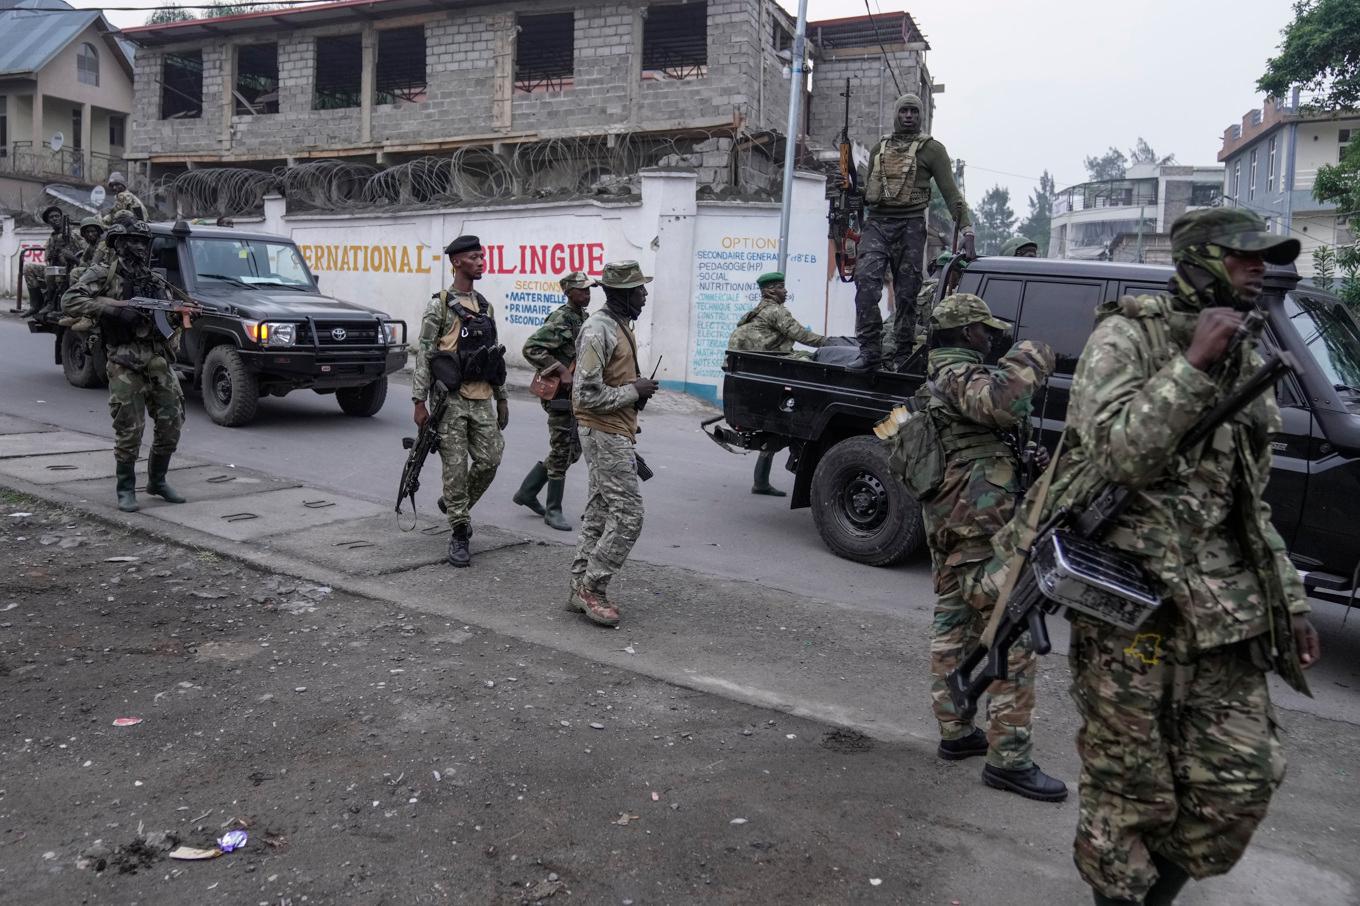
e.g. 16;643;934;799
3;313;1358;729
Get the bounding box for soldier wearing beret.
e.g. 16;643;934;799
515;271;593;531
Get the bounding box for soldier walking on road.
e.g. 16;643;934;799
849;93;973;372
907;294;1067;801
1023;209;1320;905
727;271;832;496
568;261;658;627
515;271;592;531
102;172;148;225
61;221;187;513
22;206;84;321
411;236;509;568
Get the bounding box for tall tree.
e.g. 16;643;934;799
146;5;194;24
973;184;1016;257
1084;147;1127;182
1019;170;1056;255
1128;137;1175;166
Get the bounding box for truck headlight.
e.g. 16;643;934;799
262;322;296;347
380;321;405;345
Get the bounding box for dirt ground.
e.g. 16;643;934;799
0;492;990;906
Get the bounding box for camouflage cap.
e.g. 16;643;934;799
756;271;785;287
79;216;104;232
597;260;652;289
1170;208;1300;265
559;271;592;292
931;293;1009;331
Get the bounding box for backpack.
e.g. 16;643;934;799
875;400;946;501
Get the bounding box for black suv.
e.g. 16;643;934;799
710;256;1360;599
31;221;408;427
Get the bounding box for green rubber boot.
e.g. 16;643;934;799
543;477;571;531
145;452;186;503
115;460;139;512
751;451;786;497
513;461;548;516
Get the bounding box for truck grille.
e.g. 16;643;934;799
311;320;382;346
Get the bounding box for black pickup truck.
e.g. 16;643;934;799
708;256;1360;600
29;221;408;427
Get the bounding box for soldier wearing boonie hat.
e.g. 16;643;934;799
515;271;595;530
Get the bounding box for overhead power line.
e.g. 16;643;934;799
862;0;903;97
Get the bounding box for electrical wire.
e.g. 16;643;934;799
8;1;343;14
861;0;903;97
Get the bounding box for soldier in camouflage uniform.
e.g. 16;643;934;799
411;235;509;568
61;221;188;513
998;235;1039;257
568;261;658;628
885;251;958;367
909;293;1066;801
515;271;592;531
998;208;1320;904
68;218;106;284
102;172;148;225
849;93;973;372
728;271;831;495
21;206;85;321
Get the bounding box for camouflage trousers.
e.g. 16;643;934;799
571;427;643;596
853;216;927;366
108;355;184;463
1069;609;1284;900
541;402;582;480
437;395;505;530
22;263;48;309
929;559;1035;769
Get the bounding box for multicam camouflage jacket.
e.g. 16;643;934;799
921;342;1054;569
522;302;587;373
726;289;828;356
45;228;86;270
103;190;148;224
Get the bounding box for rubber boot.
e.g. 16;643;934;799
145;452;186;503
1144;854;1191;906
447;524;471;568
543;477;571;531
751;451;786;496
115;460;139;513
513;461;549;516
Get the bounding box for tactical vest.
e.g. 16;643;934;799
435;290;506;387
865;135;932;208
930;390;1014;466
575;315;640;439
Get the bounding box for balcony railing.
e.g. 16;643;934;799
0;142;128;185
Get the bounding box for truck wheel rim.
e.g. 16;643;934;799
211;365;233;406
840;470;887;534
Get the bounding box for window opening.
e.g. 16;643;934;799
376;27;427;104
109;115;125;148
1267;136;1277;193
161;50;203;119
71;108;82;149
515;12;574;93
0;98;8;154
771;20;792;52
642;2;707;80
1248;149;1257;200
236;43;279;115
314;34;362;110
1190;183;1221;206
77;43;99;87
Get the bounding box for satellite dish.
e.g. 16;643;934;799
90;185;107;206
50;132;64;153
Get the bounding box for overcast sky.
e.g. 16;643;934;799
83;0;1297;214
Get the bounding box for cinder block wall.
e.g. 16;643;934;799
807;48;929;151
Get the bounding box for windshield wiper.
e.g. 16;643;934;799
252;281;314;292
196;273;254;288
1335;383;1360;395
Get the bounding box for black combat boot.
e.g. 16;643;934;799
936;728;988;760
981;762;1069;802
447;524;471;568
750;451;786;496
145;452;186;503
1144;854;1190;906
19;288;46;319
115;460;139;513
543;477;571;531
845;344;881;372
513;461;549;516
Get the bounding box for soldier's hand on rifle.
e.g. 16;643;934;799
497;398;510;431
1186;308;1247;372
413;400;430;429
960;228;977;261
633;378;659;401
113;305;145;326
1293;615;1321;668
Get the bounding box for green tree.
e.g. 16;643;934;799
146;5;194;24
1018;170;1056;255
203;1;281;17
973;184;1016;257
1128;137;1175;166
1084;147;1127;182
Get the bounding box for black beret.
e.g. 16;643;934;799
444;235;482;256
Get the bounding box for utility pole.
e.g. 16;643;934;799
777;0;809;273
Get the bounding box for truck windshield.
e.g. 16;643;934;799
1285;291;1360;398
190;238;315;289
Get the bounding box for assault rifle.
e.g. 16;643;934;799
98;293;205;338
827;79;864;283
945;344;1299;722
395;381;450;528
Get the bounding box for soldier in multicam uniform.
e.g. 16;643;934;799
1009;208;1320;905
849;92;973;372
727;271;831;496
411;235;509;569
61;221;188;513
68;217;106;284
102;172;148;225
910;293;1066;802
884;250;958;366
567;261;658;627
998;235;1039;257
21;206;84;321
515;271;592;531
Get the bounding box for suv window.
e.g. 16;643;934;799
150;236;185;288
1017;280;1105;373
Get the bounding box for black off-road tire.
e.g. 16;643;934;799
201;345;260;427
810;435;924;566
61;329;108;389
336;377;388;417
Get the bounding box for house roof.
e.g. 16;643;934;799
124;0;464;46
0;0;133;79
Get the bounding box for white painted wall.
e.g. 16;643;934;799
1294;118;1360;192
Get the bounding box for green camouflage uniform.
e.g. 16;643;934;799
61;262;183;463
523;301;587;480
995;216;1311;899
571;308;644;596
411;290;506;531
884;278;939;365
24;225;86;312
103;189;148;225
69;219;106;285
920;314;1054;769
727;286;829;357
